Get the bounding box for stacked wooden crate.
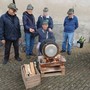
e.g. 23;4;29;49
38;54;66;77
21;62;41;89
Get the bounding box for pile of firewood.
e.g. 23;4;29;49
21;62;41;89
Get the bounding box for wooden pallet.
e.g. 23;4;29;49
21;62;41;89
38;55;66;77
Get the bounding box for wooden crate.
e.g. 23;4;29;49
21;62;41;89
38;56;66;77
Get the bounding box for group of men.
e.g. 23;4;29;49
0;3;78;64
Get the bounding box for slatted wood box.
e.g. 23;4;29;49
38;55;66;77
21;63;41;89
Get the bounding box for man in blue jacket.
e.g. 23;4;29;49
35;20;55;55
0;3;22;64
37;7;53;31
61;8;79;55
23;4;36;59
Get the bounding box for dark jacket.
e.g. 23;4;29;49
64;15;79;33
34;28;55;43
0;12;21;40
22;11;36;34
37;15;53;29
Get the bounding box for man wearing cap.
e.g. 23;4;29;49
22;4;36;59
35;20;55;55
0;3;22;64
37;7;53;31
61;8;79;55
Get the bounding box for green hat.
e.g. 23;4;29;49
43;7;49;12
42;20;48;25
27;4;34;10
8;3;18;11
67;8;74;14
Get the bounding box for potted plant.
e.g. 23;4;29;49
77;36;86;48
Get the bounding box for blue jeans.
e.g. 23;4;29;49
25;33;34;55
62;32;74;52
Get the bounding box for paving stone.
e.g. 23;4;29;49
0;43;90;90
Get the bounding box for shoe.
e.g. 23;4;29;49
67;51;71;55
3;59;8;64
26;55;30;59
15;57;22;61
60;50;66;53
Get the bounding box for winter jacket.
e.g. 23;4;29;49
64;15;79;33
0;12;21;40
22;11;36;34
37;15;53;29
34;28;55;43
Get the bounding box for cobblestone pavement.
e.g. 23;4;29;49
0;43;90;90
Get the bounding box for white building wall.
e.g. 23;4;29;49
0;0;90;42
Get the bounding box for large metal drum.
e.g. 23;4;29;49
40;39;59;58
